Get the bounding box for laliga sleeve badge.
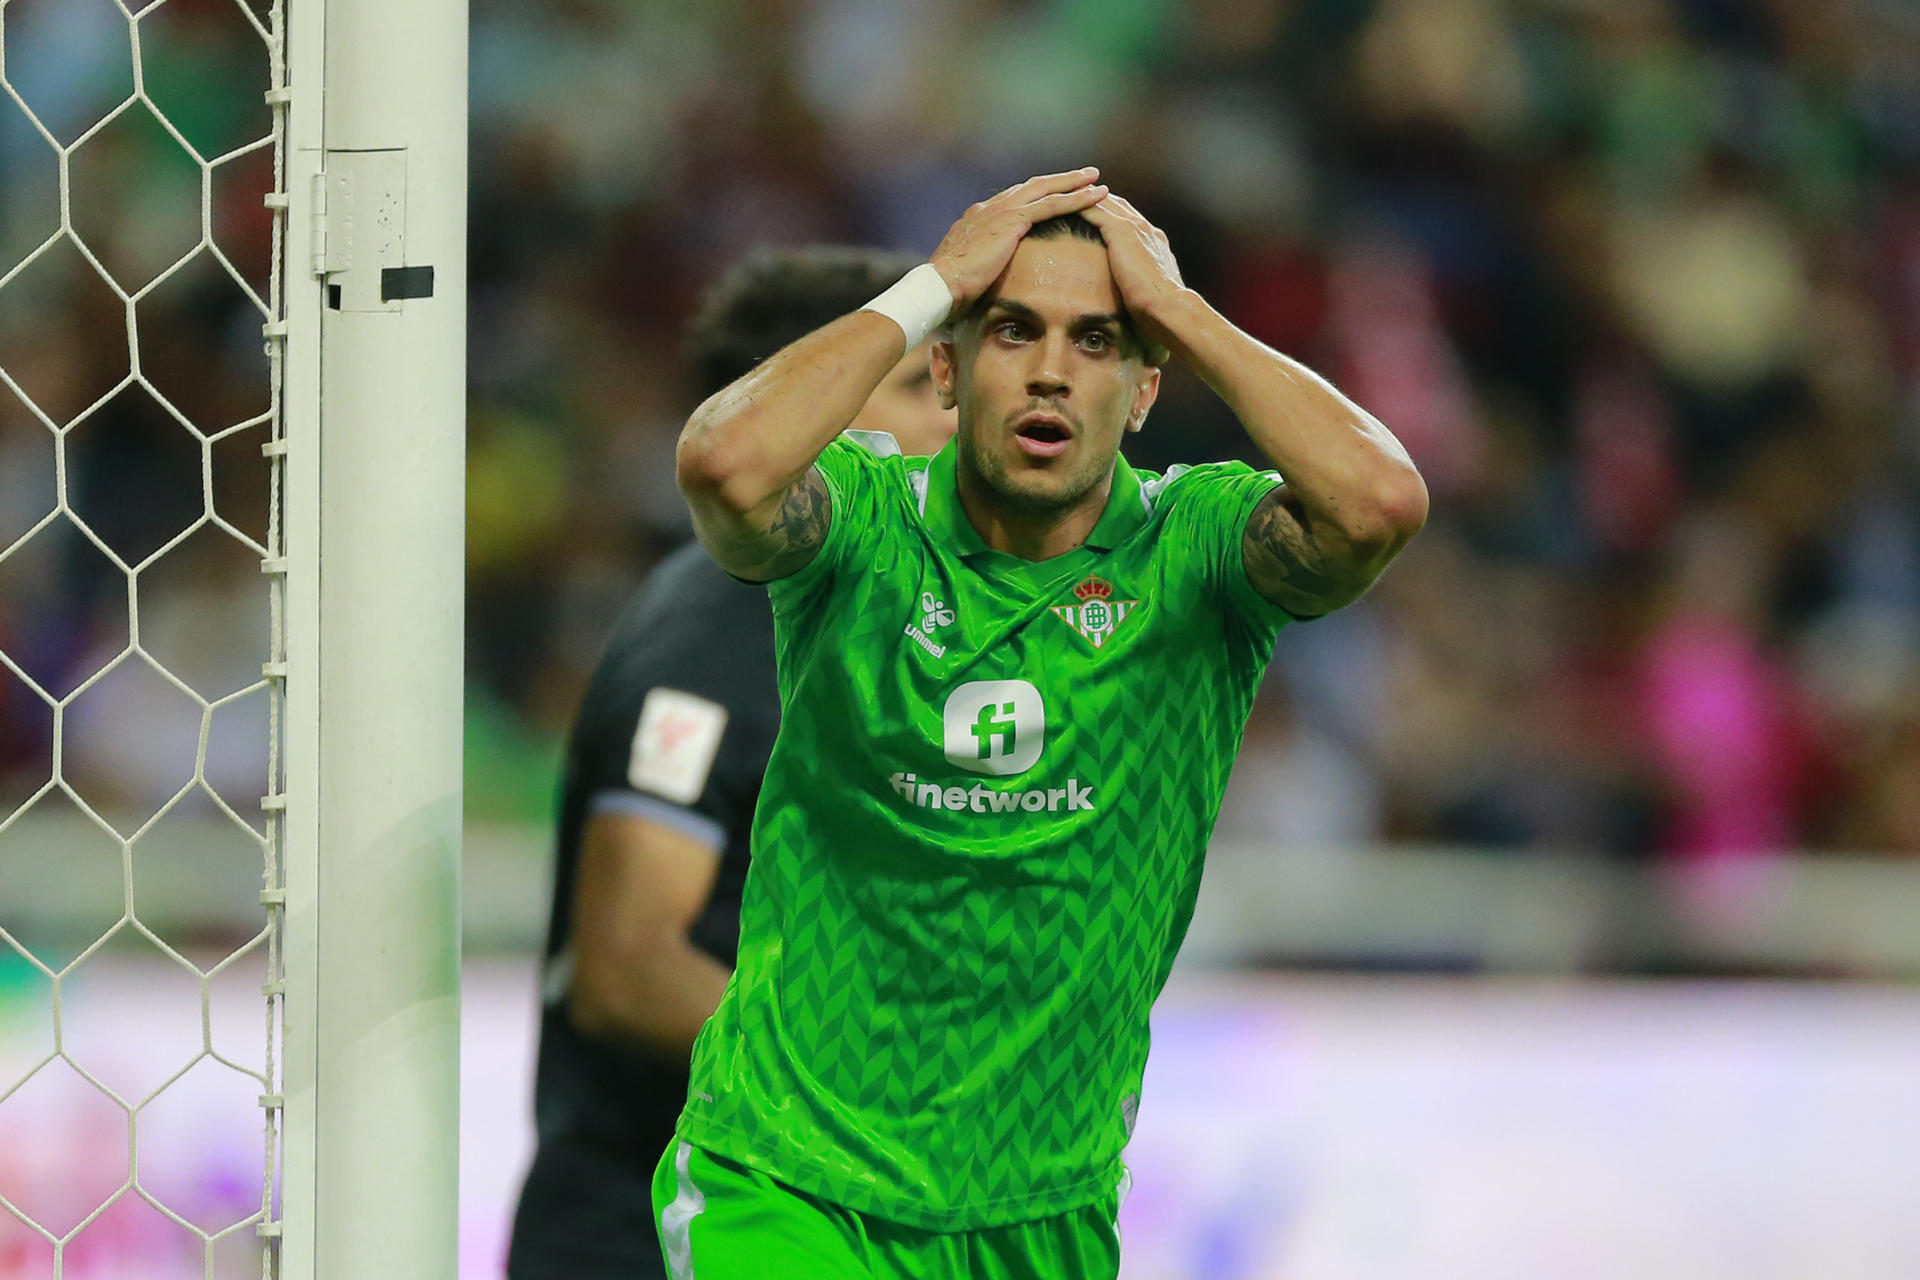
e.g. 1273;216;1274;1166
628;688;729;804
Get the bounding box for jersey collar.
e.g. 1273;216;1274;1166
922;439;1149;559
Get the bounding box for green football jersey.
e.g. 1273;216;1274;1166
679;432;1293;1231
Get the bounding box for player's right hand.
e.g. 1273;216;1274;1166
929;168;1108;319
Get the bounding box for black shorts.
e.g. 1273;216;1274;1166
508;1136;671;1280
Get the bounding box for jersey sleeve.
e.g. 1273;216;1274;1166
1164;462;1300;643
573;672;769;854
767;432;892;604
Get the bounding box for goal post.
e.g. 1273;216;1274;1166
277;0;467;1271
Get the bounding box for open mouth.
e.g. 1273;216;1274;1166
1014;416;1072;458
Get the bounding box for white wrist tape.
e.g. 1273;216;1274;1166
860;263;954;350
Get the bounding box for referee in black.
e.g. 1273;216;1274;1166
505;246;956;1279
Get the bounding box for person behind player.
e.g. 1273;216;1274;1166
656;169;1428;1279
505;246;957;1280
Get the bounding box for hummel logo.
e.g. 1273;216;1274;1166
904;621;946;659
906;590;955;659
920;591;955;631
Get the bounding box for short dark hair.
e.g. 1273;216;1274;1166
685;245;924;397
1023;212;1104;246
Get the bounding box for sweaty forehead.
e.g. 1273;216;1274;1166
985;237;1121;321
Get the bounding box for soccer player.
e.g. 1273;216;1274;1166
506;246;956;1280
660;168;1428;1279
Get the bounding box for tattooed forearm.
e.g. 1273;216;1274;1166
720;467;833;582
1241;487;1356;618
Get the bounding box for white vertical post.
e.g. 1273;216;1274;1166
279;0;467;1271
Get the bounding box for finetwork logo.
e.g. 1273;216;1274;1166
886;678;1094;813
943;680;1043;775
889;771;1095;813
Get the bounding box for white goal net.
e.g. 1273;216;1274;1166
0;0;289;1275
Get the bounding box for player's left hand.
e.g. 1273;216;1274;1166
1081;195;1186;359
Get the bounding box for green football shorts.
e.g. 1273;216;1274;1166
650;1137;1125;1280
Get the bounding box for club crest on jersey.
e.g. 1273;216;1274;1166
1051;574;1138;648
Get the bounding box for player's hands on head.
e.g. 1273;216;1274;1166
1081;194;1185;362
930;168;1108;318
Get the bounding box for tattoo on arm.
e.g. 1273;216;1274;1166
1241;486;1350;617
768;469;830;549
722;466;833;582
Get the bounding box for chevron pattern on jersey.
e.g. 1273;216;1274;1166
679;439;1289;1231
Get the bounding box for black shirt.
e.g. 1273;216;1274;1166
507;542;776;1279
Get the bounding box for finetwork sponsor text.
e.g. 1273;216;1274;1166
888;772;1095;813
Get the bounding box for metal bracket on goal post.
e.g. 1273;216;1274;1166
276;0;467;1274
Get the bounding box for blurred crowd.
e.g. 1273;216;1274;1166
4;0;1918;858
0;0;276;839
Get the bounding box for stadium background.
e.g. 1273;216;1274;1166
3;0;1920;1276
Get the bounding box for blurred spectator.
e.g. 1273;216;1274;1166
1636;513;1826;859
1214;669;1382;850
5;0;1918;858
